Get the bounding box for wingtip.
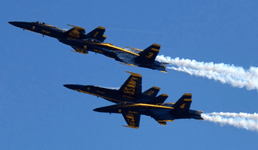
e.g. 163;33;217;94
184;93;192;96
125;71;142;77
153;43;161;47
122;125;139;129
161;71;168;73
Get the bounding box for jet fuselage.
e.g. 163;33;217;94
93;102;203;121
9;21;74;39
9;21;167;72
59;39;167;72
64;84;163;104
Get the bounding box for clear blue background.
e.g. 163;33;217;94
1;0;258;149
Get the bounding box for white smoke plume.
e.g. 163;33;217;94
207;112;258;119
201;113;258;132
156;55;258;90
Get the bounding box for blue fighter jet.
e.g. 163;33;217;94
64;72;203;129
9;21;167;72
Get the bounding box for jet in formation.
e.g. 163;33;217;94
64;72;203;129
9;21;167;72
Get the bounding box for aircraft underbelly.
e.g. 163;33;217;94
116;52;137;64
148;110;174;120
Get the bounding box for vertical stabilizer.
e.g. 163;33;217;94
173;93;192;116
118;72;142;99
136;43;161;64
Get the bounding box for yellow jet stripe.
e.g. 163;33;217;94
125;103;174;109
93;43;140;56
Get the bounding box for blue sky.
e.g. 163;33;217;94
1;0;258;150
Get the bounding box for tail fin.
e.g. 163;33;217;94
136;43;161;64
173;93;192;116
118;71;142;99
86;26;107;42
151;94;168;104
143;86;160;99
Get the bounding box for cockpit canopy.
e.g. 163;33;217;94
34;21;45;25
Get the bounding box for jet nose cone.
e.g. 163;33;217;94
93;108;101;112
63;84;76;90
9;21;32;29
9;21;19;26
93;107;108;113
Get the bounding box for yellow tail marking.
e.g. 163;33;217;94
180;103;185;109
147;90;155;96
151;48;159;52
146;52;154;58
94;31;99;37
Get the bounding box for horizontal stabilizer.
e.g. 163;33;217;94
155;119;174;125
72;46;88;54
157;121;167;126
122;125;139;129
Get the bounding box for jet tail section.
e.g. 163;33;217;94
86;26;107;42
136;43;161;64
173;93;192;116
143;86;160;99
152;94;168;104
118;72;142;99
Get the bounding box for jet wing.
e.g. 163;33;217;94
122;111;140;129
150;112;175;125
93;105;140;129
116;52;138;67
71;46;88;54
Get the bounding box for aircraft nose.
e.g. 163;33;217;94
63;84;76;90
9;21;22;27
9;21;32;29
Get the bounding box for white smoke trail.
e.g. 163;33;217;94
156;55;258;90
201;113;258;132
207;112;258;120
